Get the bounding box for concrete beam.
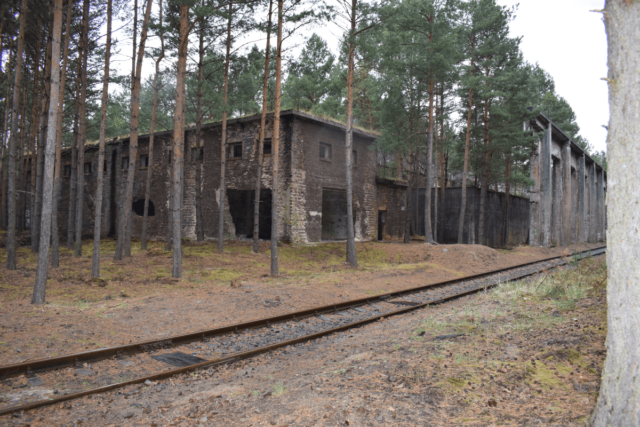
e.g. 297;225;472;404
596;168;605;242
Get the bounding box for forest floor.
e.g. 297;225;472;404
0;239;607;426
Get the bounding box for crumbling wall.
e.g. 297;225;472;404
375;179;407;241
293;115;377;243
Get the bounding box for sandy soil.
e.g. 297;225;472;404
0;255;607;426
0;239;602;366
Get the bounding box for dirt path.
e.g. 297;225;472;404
0;240;601;365
0;254;607;426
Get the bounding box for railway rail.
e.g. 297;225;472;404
0;246;606;416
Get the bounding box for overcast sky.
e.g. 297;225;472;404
496;0;609;152
116;0;610;152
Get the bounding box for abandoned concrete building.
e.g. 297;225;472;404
52;110;379;244
16;111;607;249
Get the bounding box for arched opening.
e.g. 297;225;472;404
132;199;154;217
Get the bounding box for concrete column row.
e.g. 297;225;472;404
529;123;606;247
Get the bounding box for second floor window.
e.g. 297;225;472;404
319;143;332;161
122;156;129;171
352;150;357;166
84;162;92;175
229;143;243;159
140;154;149;169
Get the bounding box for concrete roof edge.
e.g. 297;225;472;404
531;113;607;178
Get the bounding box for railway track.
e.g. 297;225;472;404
0;246;606;416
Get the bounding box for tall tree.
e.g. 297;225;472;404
592;1;640;424
115;0;154;260
252;0;273;254
91;0;112;277
171;2;189;278
73;0;90;256
6;0;28;270
32;0;64;304
218;0;233;253
270;0;283;275
141;0;165;250
51;0;74;268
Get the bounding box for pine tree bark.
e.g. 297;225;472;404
502;154;511;247
74;0;90;256
423;76;435;244
29;25;42;251
591;2;640;424
34;12;54;253
252;0;273;254
457;36;474;244
403;151;413;244
270;0;283;275
6;0;28;270
90;0;112;278
115;0;153;259
217;0;233;253
32;0;63;304
51;0;74;268
171;4;189;278
344;0;358;266
67;81;79;249
141;0;164;250
0;37;12;229
193;1;205;243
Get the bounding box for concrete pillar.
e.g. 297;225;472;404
562;142;572;245
552;157;563;246
528;140;541;246
596;168;605;242
541;126;552;247
588;162;597;242
578;154;586;242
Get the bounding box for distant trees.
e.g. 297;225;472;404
0;0;605;284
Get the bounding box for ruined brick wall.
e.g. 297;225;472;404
199;115;293;241
292;116;377;243
58;144;116;239
376;181;407;241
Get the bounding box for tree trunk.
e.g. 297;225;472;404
34;11;54;254
403;152;413;244
67;81;79;249
270;0;283;275
18;78;27;232
252;0;273;254
74;0;90;256
457;36;474;244
6;0;28;270
218;0;233;253
171;4;189;278
478;149;491;246
423;76;435;244
32;0;63;304
115;0;153;259
193;3;205;243
90;0;112;278
344;0;358;266
51;0;74;268
141;0;164;250
29;25;42;251
591;2;640;424
0;37;12;229
502;154;511;247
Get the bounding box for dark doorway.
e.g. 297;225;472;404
132;199;155;216
378;210;386;241
227;189;272;239
321;189;355;241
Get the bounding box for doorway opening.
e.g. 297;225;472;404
227;189;272;240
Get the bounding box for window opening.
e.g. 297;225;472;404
319;143;332;161
229;143;243;159
140;154;149;168
121;156;129;171
84;162;92;175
